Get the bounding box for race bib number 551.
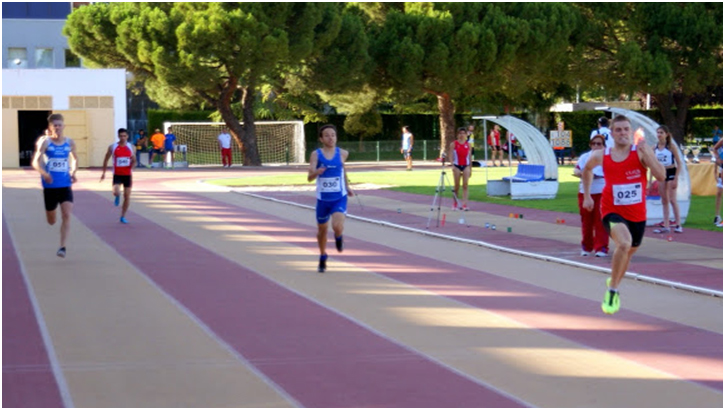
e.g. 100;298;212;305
613;183;642;206
319;177;341;193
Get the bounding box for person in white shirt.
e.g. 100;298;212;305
573;134;609;257
590;117;613;148
217;127;233;168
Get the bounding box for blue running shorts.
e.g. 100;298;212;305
316;196;348;224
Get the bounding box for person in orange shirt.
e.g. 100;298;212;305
149;128;166;168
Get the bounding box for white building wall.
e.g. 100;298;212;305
2;68;127;132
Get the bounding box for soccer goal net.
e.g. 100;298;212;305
163;121;305;166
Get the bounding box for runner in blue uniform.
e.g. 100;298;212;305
307;124;354;273
32;113;78;258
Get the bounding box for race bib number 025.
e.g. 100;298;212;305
613;183;642;206
116;157;131;167
47;158;68;173
319;177;341;193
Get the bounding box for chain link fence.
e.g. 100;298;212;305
311;140;445;162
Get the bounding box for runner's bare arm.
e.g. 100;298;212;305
32;138;51;182
307;150;324;182
100;145;113;181
69;139;79;183
341;149;354;197
638;143;665;182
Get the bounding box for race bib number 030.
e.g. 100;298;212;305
613;183;642;206
116;157;131;167
47;158;68;173
319;177;341;193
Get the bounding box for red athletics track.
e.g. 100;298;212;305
2;168;722;407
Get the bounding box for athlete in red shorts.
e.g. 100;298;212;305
582;115;665;314
101;128;136;223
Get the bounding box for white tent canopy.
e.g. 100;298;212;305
473;115;559;199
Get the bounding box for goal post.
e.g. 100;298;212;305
163;121;306;166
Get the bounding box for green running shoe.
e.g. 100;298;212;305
601;289;620;314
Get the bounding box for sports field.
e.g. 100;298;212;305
3;164;722;407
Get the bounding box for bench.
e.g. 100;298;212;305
502;164;545;182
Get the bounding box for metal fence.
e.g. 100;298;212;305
310;140;444;162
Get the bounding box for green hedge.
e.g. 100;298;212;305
150;107;721;158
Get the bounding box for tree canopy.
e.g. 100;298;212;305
64;2;369;165
361;2;580;153
575;3;723;143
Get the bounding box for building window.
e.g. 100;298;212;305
65;49;81;67
35;48;54;68
7;48;28;68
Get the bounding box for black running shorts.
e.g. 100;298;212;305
43;187;73;211
112;174;132;188
602;213;646;248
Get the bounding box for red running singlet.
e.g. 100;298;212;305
112;143;134;176
453;140;471;166
600;145;647;222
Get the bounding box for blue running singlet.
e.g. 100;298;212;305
42;139;73;188
316;147;347;201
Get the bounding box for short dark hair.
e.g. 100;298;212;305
118;128;128;135
457;127;467;133
48;113;64;123
598;117;609;127
318;124;337;138
611;115;630;127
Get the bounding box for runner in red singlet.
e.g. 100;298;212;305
582;115;665;314
449;127;472;210
101;128;136;224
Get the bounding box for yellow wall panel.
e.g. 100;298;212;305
2;109;20;168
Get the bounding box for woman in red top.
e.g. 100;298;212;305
582;115;664;315
101;128;136;223
449;127;472;210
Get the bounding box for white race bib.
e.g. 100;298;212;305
613;183;642;206
116;157;131;167
47;158;68;173
319;177;341;193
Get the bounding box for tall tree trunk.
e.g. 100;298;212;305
653;92;690;146
241;85;261;166
217;77;247;161
436;92;455;159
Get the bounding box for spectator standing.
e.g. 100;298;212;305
149;128;165;167
487;124;504;167
466;124;476;161
574;134;608;257
651;126;684;234
711;138;723;227
218;127;233;168
590;117;614;149
712;125;722;145
164;127;177;169
506;131;522;164
449;127;472;211
401;126;414;171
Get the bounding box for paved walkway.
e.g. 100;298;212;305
3;168;722;407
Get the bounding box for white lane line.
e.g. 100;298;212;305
234;190;723;298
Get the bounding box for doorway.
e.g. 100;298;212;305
18;111;51;166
